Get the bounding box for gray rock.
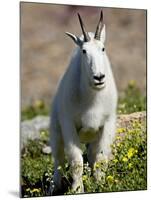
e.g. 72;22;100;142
21;115;50;149
116;111;146;129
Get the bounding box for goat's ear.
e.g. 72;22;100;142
100;24;106;43
65;32;83;46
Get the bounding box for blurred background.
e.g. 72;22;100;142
20;2;146;108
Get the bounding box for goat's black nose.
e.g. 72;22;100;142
100;74;105;79
93;74;105;81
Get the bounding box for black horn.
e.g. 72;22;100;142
94;10;104;40
77;13;90;42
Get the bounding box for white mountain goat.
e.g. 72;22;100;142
50;11;118;193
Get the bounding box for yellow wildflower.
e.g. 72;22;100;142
93;163;100;171
117;143;121;147
116;136;121;140
127;148;135;159
117;128;123;133
107;175;114;182
117;128;126;134
82;175;88;181
122;157;128;162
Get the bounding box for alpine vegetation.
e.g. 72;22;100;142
50;10;118;193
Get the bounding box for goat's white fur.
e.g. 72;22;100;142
50;24;117;193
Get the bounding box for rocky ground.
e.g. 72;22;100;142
21;3;146;107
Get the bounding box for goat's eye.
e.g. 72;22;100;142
82;49;87;54
102;47;105;52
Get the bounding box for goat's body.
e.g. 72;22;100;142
50;45;117;192
50;30;117;193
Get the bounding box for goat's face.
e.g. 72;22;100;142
66;11;106;90
81;36;106;90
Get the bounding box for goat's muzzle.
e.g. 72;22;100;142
93;74;105;86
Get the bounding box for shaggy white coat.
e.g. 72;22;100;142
50;28;118;193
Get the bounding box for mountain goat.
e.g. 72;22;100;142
50;10;118;193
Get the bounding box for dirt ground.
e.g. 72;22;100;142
20;3;146;108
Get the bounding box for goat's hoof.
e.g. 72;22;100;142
72;180;84;194
93;169;106;183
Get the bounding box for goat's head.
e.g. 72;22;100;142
66;10;106;90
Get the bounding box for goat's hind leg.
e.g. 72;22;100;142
50;124;65;192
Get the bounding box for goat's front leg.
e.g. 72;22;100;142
61;118;84;193
87;113;116;182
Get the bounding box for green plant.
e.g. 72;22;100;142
118;80;146;114
21;138;54;197
101;119;147;192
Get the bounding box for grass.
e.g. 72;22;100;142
118;80;146;114
21;100;49;121
21;81;147;197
